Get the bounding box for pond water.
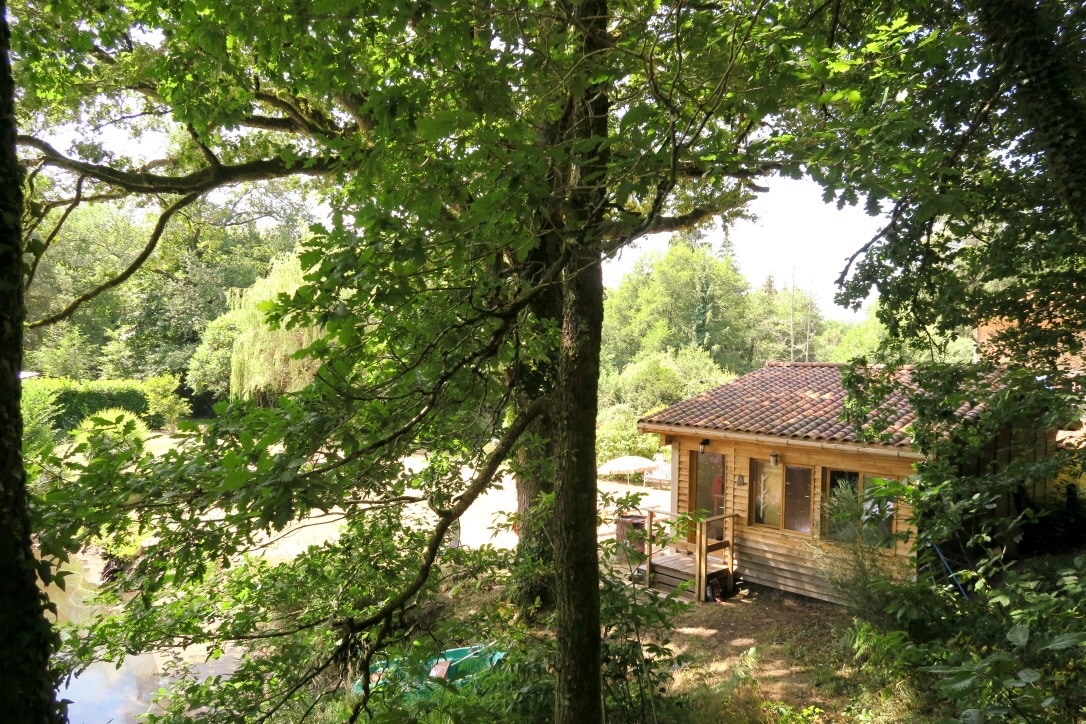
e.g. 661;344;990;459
49;554;235;724
49;554;162;723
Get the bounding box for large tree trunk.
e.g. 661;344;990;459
511;403;557;612
0;4;61;719
553;246;604;723
552;0;609;719
510;224;563;614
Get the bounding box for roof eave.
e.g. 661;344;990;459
637;421;925;461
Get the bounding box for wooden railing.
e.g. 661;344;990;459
642;510;737;601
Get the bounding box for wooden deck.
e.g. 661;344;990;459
631;509;735;601
641;550;732;600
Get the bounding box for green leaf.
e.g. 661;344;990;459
417;109;476;142
1007;624;1030;649
24;236;47;256
1016;668;1041;684
1037;632;1086;651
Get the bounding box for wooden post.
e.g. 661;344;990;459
724;514;734;593
696;520;707;603
645;509;654;588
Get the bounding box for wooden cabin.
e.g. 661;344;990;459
637;362;930;604
636;361;1070;603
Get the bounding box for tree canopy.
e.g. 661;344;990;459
4;0;1085;720
15;1;829;719
22;189;310;382
603;238;752;373
809;0;1085;369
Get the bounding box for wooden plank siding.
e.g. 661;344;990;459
669;435;919;604
962;426;1062;515
676;448;692;514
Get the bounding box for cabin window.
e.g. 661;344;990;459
822;469;895;548
750;459;813;534
750;459;782;527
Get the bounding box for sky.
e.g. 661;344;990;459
602;176;885;321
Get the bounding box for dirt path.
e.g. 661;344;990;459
669;581;857;719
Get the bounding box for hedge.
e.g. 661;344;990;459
23;376;190;432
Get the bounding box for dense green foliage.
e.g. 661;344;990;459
24;375;190;431
602;239;843;377
809;3;1086;719
744;277;828;367
835;365;1086;720
19;377;58;454
831;552;1086;723
15;0;836;714
227;255;322;403
603;240;752;374
185;314;241;400
71;407;152;460
596;346;732;462
924;555;1086;721
807;2;1086;368
600;346;734;417
8;0;1085;720
187;254;321;404
22;194;309;382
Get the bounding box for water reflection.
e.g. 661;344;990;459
48;553;237;724
60;656;162;724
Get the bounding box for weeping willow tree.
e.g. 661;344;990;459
228;255;321;406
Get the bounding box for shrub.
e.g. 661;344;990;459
187;311;242;400
597;404;665;462
34;378;149;431
924;555;1086;722
24;376;189;431
812;482;920;631
72;407;151;458
24;321;97;379
21;378;59;455
140;374;191;429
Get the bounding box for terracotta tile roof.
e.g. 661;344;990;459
638;361;969;448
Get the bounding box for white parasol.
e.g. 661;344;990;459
597;455;658;481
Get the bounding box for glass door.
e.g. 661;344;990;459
694;452;725;545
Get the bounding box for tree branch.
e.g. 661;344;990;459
252;90;344;139
17;135;336;195
27;192;201;329
634;206;720;236
336;395;549;637
25;175;84;290
676;159;781;180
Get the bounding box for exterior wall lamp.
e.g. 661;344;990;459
699;439;710;454
736;474;746;486
770;452;780;467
